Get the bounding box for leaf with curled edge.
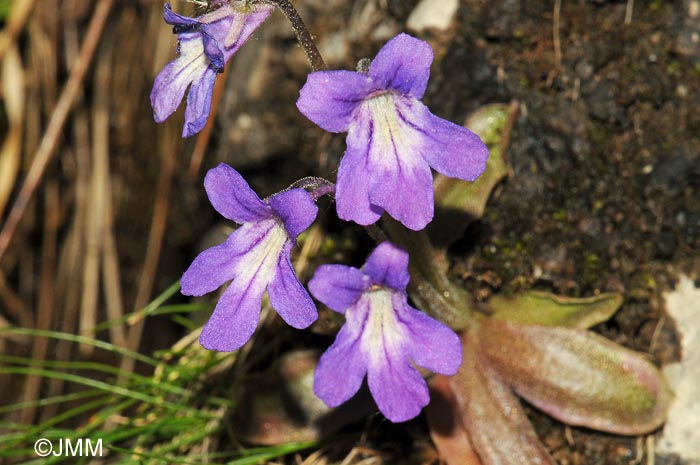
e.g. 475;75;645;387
476;318;673;435
429;103;518;248
442;331;557;465
488;291;623;329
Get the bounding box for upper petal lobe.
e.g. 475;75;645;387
204;163;271;223
308;264;369;313
362;242;410;290
368;33;433;99
268;188;318;240
297;70;374;133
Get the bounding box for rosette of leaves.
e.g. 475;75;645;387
419;104;672;465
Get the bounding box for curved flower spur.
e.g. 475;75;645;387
181;163;318;352
297;33;490;231
150;1;274;137
309;242;462;422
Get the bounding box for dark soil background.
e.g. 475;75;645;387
1;0;699;463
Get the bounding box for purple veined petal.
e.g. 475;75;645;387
361;242;410;290
308;264;369;313
181;217;277;296
362;95;435;231
368;356;429;422
359;290;429;422
335;116;384;226
225;4;275;51
150;32;209;123
368;33;434;99
204;163;272;223
267;242;318;329
163;3;201;29
183;66;217;137
201;33;225;71
268;188;318;240
397;99;489;182
394;296;462;375
314;321;368;407
181;233;237;296
297;70;375;133
199;270;267;352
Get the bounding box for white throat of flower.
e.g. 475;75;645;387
235;219;288;285
363;93;416;162
361;288;404;361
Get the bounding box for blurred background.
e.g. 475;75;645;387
0;0;699;463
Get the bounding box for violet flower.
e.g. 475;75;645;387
309;242;462;422
151;2;273;137
181;163;318;352
297;33;489;231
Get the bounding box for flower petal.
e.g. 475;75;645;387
183;66;217;137
204;163;271;223
363;96;434;231
199;272;266;351
314;322;367;407
163;3;200;29
335;117;383;226
150;33;208;123
358;289;430;422
367;344;429;422
395;297;462;375
268;188;318;240
180;234;237;296
308;264;369;313
368;33;433;99
229;4;275;51
181;218;276;296
397;99;489;182
362;242;410;290
297;70;374;133
267;243;317;329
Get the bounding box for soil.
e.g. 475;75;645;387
193;0;700;463
4;0;698;463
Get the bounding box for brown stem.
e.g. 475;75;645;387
261;0;327;71
0;0;115;262
382;217;476;330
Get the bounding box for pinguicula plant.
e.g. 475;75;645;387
151;0;672;462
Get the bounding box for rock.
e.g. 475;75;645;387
407;0;459;33
658;276;700;464
675;0;700;57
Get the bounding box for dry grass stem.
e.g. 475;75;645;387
0;0;114;261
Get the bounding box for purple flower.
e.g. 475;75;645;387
181;163;318;352
151;2;273;137
309;242;462;422
296;33;489;231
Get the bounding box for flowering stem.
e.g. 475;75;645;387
383;217;475;330
289;176;335;200
260;0;327;71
